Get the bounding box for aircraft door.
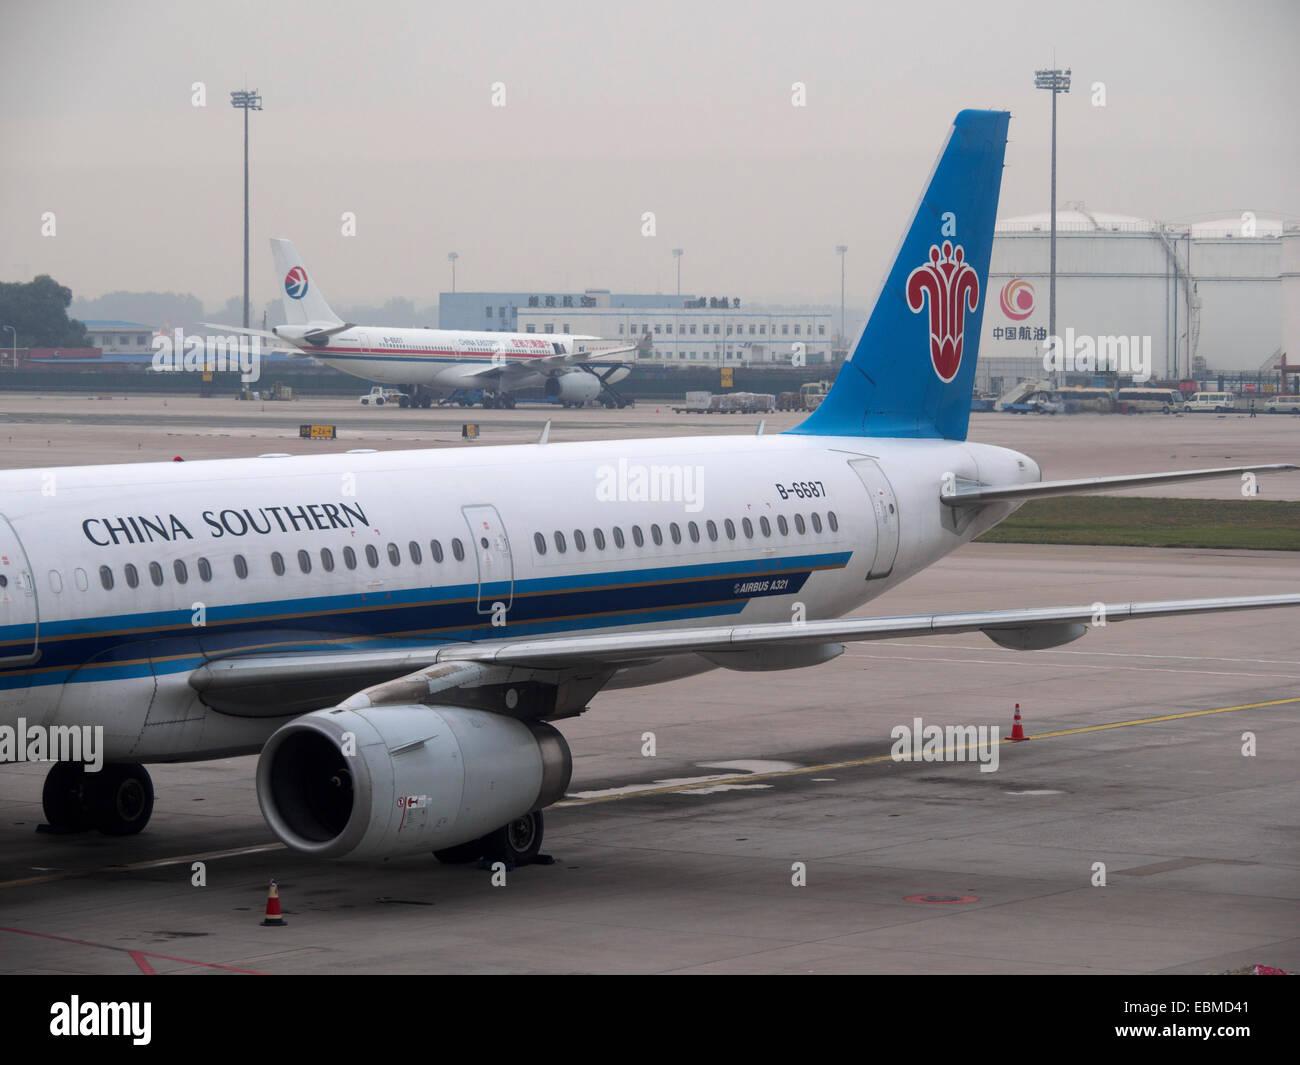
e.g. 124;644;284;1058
849;459;899;580
462;504;514;615
0;513;39;669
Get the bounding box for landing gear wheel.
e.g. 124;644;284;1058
90;764;154;836
41;761;93;832
480;811;544;865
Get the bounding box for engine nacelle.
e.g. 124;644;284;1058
256;704;571;860
545;371;600;404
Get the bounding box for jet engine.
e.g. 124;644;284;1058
545;371;601;405
256;704;571;860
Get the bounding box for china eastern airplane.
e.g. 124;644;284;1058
2;109;1296;867
208;239;638;410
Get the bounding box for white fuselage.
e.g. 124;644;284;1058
281;326;625;392
0;434;1038;764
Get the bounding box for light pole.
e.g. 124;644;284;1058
3;325;15;370
672;248;683;298
835;245;847;350
230;89;263;330
1034;68;1070;364
448;252;459;293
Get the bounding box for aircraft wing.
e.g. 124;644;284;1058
461;343;640;381
942;464;1298;505
189;593;1300;716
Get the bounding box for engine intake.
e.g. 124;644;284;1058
545;371;600;404
256;704;571;860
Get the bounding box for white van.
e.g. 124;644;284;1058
1183;392;1237;413
1265;395;1300;413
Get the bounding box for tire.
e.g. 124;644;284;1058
361;398;369;405
42;761;93;831
479;811;544;865
91;764;154;836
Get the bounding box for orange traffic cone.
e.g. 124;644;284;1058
1008;703;1028;742
261;879;286;926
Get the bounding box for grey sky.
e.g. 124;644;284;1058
3;0;1295;312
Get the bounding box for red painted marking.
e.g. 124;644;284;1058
0;925;265;974
129;951;157;975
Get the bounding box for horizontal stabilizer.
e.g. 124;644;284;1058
941;464;1299;506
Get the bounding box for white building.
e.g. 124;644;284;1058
515;295;834;367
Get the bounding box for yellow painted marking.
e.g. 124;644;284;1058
555;695;1300;807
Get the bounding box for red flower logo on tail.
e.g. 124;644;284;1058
906;241;980;383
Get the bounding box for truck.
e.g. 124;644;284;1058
359;386;404;406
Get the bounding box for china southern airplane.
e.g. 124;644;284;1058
2;109;1295;867
210;239;637;410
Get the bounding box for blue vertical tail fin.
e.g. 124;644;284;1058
790;109;1010;441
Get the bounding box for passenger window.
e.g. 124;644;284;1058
534;532;547;555
828;511;839;532
554;531;567;553
669;523;682;545
298;550;312;574
706;520;718;542
99;565;114;590
593;528;606;550
271;552;286;576
174;559;189;584
49;570;63;593
742;518;754;539
452;538;465;561
198;557;213;582
613;526;625;548
125;563;140;588
234;555;248;579
759;516;771;537
811;513;823;533
149;562;163;587
724;519;736;540
321;548;335;572
777;515;789;536
387;543;401;566
343;546;357;570
365;545;380;568
632;525;644;547
651;524;663;546
75;567;89;591
430;540;444;563
794;513;806;535
574;529;587;551
409;541;423;564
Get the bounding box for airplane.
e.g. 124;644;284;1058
206;239;639;411
2;109;1296;868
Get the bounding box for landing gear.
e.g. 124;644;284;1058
40;761;154;836
433;810;545;866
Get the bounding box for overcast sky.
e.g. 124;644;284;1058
2;0;1295;312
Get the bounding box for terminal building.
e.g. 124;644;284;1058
974;206;1291;394
442;290;833;367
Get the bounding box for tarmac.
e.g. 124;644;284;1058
0;392;1296;973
